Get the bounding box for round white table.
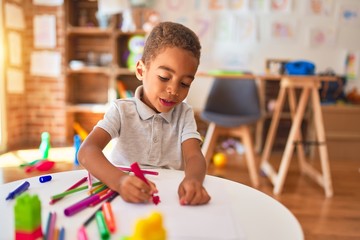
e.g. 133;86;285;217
0;169;303;240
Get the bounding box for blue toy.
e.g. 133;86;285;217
74;134;81;166
285;61;315;75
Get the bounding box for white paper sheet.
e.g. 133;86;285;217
5;3;25;30
8;32;22;67
6;68;24;94
34;15;57;49
108;174;243;240
30;51;61;77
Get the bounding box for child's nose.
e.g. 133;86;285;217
166;84;179;96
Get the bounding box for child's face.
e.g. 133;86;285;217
136;47;198;113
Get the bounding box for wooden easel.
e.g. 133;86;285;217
260;76;334;197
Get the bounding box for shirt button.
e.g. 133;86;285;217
153;137;158;143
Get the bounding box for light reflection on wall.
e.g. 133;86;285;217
0;0;6;150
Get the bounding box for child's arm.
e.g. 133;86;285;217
78;127;156;203
178;138;211;205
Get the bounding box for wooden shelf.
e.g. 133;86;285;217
67;66;111;75
115;67;136;76
67;26;113;36
66;104;108;113
114;29;146;36
64;0;150;143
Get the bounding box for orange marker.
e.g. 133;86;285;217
102;202;116;233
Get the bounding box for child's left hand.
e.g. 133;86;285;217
178;177;211;205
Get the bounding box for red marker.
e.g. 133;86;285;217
102;202;116;233
130;162;160;205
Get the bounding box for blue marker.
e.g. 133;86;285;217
39;175;52;183
5;181;30;200
59;226;65;240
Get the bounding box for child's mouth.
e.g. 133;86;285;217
160;98;176;107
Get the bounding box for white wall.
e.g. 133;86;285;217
153;0;360;110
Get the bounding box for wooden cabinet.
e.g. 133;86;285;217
64;0;149;143
320;105;360;160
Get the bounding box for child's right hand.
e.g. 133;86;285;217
117;175;158;203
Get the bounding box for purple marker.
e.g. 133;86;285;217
64;194;100;217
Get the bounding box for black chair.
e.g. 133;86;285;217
201;78;261;187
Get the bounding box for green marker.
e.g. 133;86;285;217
96;211;110;240
50;182;102;200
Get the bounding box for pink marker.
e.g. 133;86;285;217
117;166;159;175
130;162;160;205
77;226;88;240
48;212;57;240
87;172;93;192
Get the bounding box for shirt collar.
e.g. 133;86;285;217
134;86;174;123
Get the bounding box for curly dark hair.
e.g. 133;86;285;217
141;21;201;68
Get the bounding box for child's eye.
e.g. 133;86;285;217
158;76;169;81
181;82;191;88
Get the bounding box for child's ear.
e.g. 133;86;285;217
135;60;145;81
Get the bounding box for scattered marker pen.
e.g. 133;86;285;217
96;211;110;240
102;202;116;233
59;227;65;240
5;181;30;200
77;226;89;240
39;175;52;183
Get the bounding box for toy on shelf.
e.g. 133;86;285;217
121;8;136;32
122;212;166;240
117;80;132;99
73;122;89;141
39;132;51;159
142;10;160;34
126;35;145;71
74;135;81;167
14;193;43;240
25;160;55;173
18;132;55;173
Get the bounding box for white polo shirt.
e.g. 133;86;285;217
96;86;202;170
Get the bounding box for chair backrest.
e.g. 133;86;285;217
204;78;261;117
